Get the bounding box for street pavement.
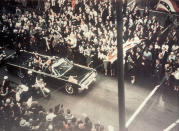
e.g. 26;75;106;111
0;66;178;131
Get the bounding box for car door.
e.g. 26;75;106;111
43;74;66;90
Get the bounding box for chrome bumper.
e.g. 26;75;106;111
78;72;97;92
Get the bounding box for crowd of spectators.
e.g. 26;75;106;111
0;0;178;83
124;7;179;89
0;75;105;131
0;1;178;131
0;0;117;68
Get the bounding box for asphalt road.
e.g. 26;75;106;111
0;66;179;131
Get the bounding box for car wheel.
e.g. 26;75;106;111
65;83;76;95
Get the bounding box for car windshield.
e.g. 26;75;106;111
52;58;72;77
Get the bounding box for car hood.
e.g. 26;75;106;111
62;65;93;82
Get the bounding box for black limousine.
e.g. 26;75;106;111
7;50;97;94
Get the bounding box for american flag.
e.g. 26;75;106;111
156;0;179;13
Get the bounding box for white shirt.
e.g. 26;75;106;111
162;44;169;51
20;119;30;127
46;113;57;121
172;45;178;51
168;54;176;61
79;45;84;54
16;92;21;102
51;0;56;6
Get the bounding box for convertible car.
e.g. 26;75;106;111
6;50;97;94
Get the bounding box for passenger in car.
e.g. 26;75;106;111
33;54;43;70
43;58;52;74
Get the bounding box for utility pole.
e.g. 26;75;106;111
116;0;127;131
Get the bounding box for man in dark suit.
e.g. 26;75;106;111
153;59;162;85
22;70;36;98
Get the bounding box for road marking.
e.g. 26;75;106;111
126;85;161;128
163;119;179;131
